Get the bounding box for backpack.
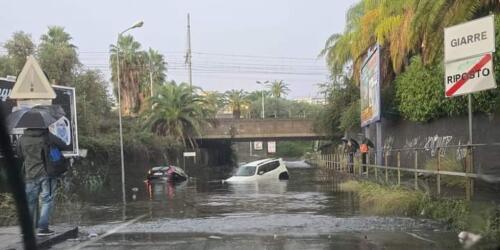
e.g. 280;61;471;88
44;144;68;177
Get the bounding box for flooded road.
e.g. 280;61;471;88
56;161;460;249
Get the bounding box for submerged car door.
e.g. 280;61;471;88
258;161;281;179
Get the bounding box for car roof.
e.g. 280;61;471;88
244;158;280;167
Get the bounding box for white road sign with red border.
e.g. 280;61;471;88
444;53;496;97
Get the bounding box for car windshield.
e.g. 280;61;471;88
234;165;256;176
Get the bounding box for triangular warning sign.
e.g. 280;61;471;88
9;55;56;99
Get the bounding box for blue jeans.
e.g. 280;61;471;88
25;176;57;230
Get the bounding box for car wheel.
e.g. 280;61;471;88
279;172;289;180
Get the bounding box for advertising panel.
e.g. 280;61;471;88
360;45;381;127
0;79;79;156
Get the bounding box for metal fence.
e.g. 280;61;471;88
311;144;500;201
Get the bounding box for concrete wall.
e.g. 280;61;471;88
200;118;325;140
362;114;500;175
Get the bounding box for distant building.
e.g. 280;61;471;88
293;97;326;105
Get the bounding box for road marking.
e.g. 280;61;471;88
69;214;146;250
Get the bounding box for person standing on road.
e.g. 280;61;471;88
17;128;58;236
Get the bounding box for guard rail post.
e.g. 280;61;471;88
414;150;418;190
437;147;441;196
385;151;389;183
397;151;401;186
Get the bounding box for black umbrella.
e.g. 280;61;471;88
362;138;375;148
349;138;360;149
7;105;65;132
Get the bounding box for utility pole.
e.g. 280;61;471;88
186;13;193;90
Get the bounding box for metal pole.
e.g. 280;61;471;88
385;151;388;183
116;36;126;207
187;14;193;90
437;148;441;196
414;150;418;190
468;94;472;144
397;151;401;186
376;121;382;165
262;90;265;119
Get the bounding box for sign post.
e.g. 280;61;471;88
183;151;196;173
444;15;496;145
444;15;496;200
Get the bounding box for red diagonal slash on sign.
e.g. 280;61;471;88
446;53;492;97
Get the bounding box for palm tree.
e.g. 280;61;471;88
320;0;499;82
38;26;80;85
143;82;215;148
267;80;290;117
109;35;146;115
203;91;224;113
224;89;249;119
143;48;167;96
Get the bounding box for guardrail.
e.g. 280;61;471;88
311;144;500;201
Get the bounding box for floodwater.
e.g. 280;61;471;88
55;160;462;249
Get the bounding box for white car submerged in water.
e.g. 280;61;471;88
225;158;289;182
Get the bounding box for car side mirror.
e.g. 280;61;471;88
258;171;264;175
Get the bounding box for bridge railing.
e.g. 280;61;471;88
312;143;500;201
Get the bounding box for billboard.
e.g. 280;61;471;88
360;45;381;127
0;79;79;156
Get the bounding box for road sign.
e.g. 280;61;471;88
254;141;263;150
267;141;276;154
445;53;496;97
183;152;196;157
10;56;56;99
444;15;495;62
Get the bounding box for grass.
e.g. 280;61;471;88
340;180;424;216
340;180;500;240
424;153;467;188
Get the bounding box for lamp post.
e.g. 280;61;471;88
256;80;268;119
116;20;143;207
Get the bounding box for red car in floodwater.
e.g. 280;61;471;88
146;166;188;182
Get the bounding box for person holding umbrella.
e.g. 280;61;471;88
9;105;68;236
341;137;358;174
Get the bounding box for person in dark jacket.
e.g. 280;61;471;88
17;128;58;236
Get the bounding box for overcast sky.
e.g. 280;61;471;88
0;0;356;98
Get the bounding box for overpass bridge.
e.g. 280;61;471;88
198;118;327;141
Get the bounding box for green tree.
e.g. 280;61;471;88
71;69;112;135
224;89;249;119
0;56;15;77
38;26;80;85
3;31;35;74
143;82;215;148
109;35;146;115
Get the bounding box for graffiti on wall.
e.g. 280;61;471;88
423;135;453;156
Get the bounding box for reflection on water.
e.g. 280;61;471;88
55;160;463;249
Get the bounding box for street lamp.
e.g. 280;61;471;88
256;80;269;119
116;20;143;207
